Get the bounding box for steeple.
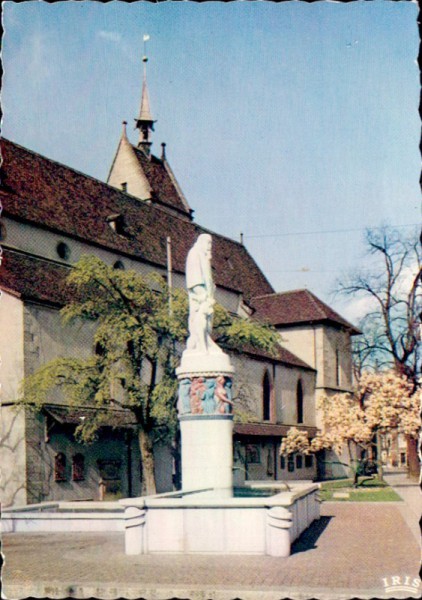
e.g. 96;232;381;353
135;35;155;156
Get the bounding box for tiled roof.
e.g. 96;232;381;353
0;138;274;302
44;405;137;428
251;289;360;334
131;145;191;217
239;343;314;370
0;250;72;306
233;422;318;437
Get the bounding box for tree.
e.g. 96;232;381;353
22;255;279;495
337;227;421;476
280;371;418;485
338;227;421;384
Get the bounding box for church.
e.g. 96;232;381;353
0;55;360;507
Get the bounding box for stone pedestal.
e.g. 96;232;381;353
176;350;235;495
179;414;233;495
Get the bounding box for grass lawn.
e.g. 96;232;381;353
319;477;403;502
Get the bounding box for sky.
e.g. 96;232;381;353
2;1;420;324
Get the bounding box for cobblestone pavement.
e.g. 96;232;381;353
2;503;420;600
383;471;421;544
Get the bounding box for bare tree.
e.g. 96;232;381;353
337;227;421;477
338;227;421;385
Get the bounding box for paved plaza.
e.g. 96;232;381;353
2;493;420;600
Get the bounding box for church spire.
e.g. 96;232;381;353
135;35;155;156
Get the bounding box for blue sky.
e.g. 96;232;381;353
2;1;420;322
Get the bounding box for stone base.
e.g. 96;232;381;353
176;350;234;377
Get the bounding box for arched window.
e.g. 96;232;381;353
296;379;304;424
72;454;85;481
54;453;67;482
263;370;272;421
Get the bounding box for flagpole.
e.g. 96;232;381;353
166;236;173;315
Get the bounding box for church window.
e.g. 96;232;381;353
56;242;70;260
245;444;261;464
287;455;295;472
72;454;85;481
54;453;67;481
296;379;304;424
263;370;272;421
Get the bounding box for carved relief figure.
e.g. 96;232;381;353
215;375;233;414
189;377;206;414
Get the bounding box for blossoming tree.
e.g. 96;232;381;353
280;370;419;485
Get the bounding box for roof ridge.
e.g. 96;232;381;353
302;289;327;319
252;288;307;300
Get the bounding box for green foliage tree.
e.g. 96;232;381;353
23;255;279;495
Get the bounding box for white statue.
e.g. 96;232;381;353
186;234;222;355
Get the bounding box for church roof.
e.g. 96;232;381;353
131;144;192;216
0;138;274;302
44;405;137;428
0;249;72;307
251;289;360;334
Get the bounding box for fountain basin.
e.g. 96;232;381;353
121;482;320;557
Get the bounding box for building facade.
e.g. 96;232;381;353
0;70;359;506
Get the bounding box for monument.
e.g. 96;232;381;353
3;234;321;556
176;234;235;495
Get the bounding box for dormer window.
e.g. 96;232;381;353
106;214;125;235
121;182;127;192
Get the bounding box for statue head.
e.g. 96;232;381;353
196;234;212;260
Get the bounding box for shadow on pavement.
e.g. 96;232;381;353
291;516;332;554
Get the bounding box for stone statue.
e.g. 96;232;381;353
186;234;222;355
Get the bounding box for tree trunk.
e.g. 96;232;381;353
375;434;384;482
406;435;419;480
138;428;157;496
347;441;359;487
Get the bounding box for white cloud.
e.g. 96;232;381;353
337;295;378;325
97;30;121;43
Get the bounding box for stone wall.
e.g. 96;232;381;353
0;292;27;506
108;140;152;200
230;354;316;427
0;406;27;506
276;323;353;392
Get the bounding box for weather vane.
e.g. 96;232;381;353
142;34;150;80
143;34;150;63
